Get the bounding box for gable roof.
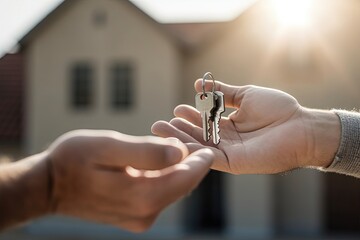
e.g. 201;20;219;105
163;22;228;50
18;0;233;51
18;0;182;50
19;0;71;49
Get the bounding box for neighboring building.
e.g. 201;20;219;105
0;53;24;160
1;0;360;239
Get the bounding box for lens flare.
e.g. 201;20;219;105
271;0;313;28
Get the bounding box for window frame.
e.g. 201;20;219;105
108;61;134;110
69;62;94;110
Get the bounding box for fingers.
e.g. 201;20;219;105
95;134;189;170
152;120;231;172
90;148;227;232
173;105;202;127
151;121;200;144
169;118;206;144
149;149;214;208
194;79;246;108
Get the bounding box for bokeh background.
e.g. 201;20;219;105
1;0;360;239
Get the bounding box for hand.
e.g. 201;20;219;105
46;130;213;232
152;80;340;174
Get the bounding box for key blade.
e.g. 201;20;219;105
212;115;221;144
212;91;225;144
201;111;210;141
212;119;220;144
195;92;215;142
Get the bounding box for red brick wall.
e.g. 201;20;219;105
0;53;24;141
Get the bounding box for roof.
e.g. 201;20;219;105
163;22;229;50
18;0;231;51
0;53;24;142
19;0;179;49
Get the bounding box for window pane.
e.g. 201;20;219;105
71;63;93;109
110;63;133;109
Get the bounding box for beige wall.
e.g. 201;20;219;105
25;0;181;153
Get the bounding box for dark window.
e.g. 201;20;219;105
110;63;133;109
71;63;93;109
326;173;360;234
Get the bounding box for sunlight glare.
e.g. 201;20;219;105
271;0;313;28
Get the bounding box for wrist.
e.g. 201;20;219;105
0;152;52;230
302;108;341;168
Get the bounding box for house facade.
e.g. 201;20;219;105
1;0;360;238
20;0;184;237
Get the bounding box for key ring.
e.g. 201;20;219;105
202;72;215;96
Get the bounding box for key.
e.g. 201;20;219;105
195;92;215;142
211;91;225;144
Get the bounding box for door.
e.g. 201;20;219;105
184;170;225;233
326;172;360;233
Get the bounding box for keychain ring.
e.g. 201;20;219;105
202;72;216;96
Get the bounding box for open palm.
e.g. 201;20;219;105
152;80;316;174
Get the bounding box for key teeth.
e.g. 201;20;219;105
207;118;212;139
215;120;221;145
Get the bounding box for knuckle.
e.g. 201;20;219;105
53;132;85;150
169;117;180;125
143;143;167;165
244;84;256;89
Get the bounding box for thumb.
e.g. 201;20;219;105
148;148;215;208
194;79;247;108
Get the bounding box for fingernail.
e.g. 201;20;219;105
166;146;183;164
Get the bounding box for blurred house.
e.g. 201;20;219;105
1;0;360;239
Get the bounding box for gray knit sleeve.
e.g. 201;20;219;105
321;110;360;178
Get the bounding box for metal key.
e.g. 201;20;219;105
195;92;215;142
211;91;225;145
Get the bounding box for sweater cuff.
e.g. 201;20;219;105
321;110;360;178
